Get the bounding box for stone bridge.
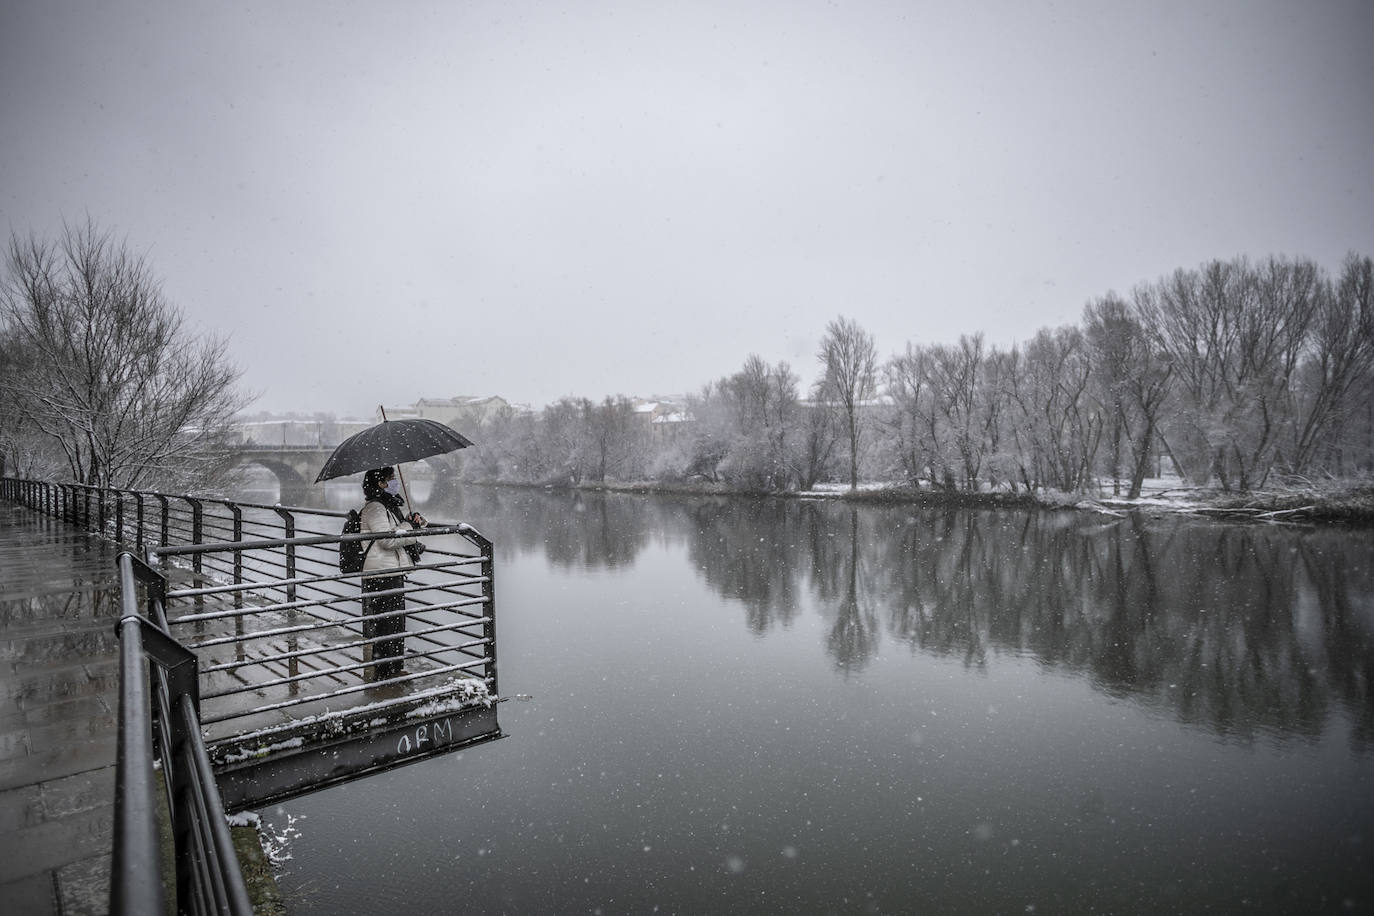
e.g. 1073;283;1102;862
230;446;461;505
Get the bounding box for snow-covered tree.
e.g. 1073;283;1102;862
817;316;877;491
1286;253;1374;477
1139;256;1323;490
0;221;249;490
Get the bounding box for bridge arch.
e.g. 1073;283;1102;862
236;457;313;505
228;446;336;505
227;445;466;507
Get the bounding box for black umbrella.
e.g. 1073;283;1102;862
314;417;475;482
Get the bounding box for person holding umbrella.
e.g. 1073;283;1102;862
314;413;474;680
359;465;426;680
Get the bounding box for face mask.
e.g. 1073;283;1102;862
384;478;402;495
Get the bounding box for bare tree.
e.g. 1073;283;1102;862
1287;253;1374;476
1083;295;1134;494
1084;293;1173;497
581;395;645;483
0;221;250;490
817;316;877;490
716;355;801;490
1014;326;1100;492
1139;256;1322;490
883;342;938;487
926;334;989;490
796;395;841;490
541;397;589;484
682;381;731;483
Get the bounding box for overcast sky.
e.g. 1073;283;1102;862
3;0;1372;416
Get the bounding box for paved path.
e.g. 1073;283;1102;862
0;502;121;915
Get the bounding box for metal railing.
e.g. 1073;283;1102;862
152;523;497;754
113;551;253;916
3;476;499;913
3;475;373;560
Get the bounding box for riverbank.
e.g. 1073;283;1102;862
1089;482;1374;525
467;477;1374;525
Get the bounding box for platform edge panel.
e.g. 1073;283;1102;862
210;701;501;812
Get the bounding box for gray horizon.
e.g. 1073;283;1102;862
3;0;1371;416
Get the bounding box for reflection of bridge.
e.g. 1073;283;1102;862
230;445;461;504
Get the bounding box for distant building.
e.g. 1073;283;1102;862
379;396;512;433
650;408;692;442
231;417;372;447
630;398;692;442
632;400;660;426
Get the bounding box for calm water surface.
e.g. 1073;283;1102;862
258;486;1374;915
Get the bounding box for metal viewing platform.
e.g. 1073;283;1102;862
1;478;502;915
152;525;501;812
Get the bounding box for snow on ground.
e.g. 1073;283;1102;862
795;481;906;497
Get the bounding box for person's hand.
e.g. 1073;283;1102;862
409;512;427;528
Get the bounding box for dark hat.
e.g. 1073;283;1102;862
362;466;395;499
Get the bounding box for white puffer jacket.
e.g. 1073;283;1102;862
360;499;421;576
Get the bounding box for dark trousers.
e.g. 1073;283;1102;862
361;574;406;680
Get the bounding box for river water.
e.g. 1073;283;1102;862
256;485;1374;915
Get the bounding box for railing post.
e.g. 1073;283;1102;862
227;502;244;610
134;493;146;552
180;495;205;568
272;507;297;606
114;489;125;544
479;533;498;696
186;497;204;549
273;507;300;683
156;494;169;546
98;485;108;536
184;497;204;614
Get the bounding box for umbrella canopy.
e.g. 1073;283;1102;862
314;418;474;482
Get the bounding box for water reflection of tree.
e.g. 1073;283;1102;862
437;486;652;569
738;498;1361;747
445;485;1373;744
1296;536;1374;748
822;508;879;674
681;499;803;634
872;509;1373;745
